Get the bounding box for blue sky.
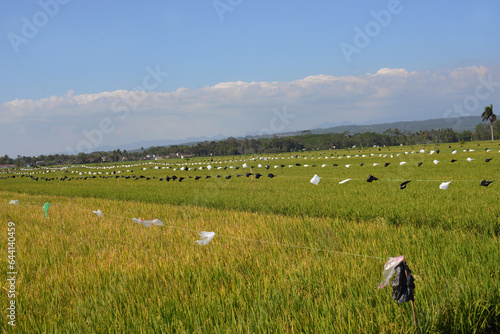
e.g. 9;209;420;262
1;0;500;156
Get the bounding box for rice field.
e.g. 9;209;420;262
1;142;499;333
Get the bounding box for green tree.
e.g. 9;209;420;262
0;155;13;165
481;104;496;141
76;152;88;164
473;123;490;141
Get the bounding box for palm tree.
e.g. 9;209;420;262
481;104;496;141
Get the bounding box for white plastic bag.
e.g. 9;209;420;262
439;181;452;190
196;231;216;245
378;255;405;289
133;218;164;228
310;174;320;185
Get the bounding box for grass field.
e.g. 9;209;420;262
1;142;499;333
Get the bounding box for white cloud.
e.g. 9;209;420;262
372;68;412;77
1;65;499;156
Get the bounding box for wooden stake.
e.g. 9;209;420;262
404;263;418;334
250;167;255;190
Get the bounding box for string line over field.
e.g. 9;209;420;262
4;201;387;261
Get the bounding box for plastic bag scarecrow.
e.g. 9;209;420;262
42;202;51;218
378;255;415;304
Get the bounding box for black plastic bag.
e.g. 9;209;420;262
391;262;415;304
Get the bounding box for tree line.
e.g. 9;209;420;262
2;122;498;167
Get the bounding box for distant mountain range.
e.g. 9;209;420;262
78;116;482;154
305;116;481;135
80;133;227;153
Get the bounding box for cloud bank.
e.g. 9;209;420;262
2;65;499;156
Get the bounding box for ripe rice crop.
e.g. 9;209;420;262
1;142;499;333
